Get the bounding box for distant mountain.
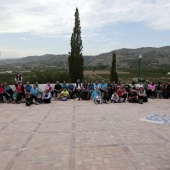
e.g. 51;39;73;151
0;46;170;68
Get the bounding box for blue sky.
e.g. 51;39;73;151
0;0;170;58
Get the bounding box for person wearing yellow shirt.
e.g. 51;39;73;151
59;88;69;101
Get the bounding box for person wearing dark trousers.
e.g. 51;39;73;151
43;90;52;103
128;89;143;104
52;81;62;98
138;87;148;102
30;84;39;105
116;85;127;102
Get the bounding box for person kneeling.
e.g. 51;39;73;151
43;90;52;103
128;89;143;104
59;88;69;101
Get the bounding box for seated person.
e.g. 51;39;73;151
78;80;90;100
91;87;103;104
88;82;94;98
35;82;43;98
59;88;69;101
75;79;82;98
103;88;111;103
42;90;52;103
116;85;127;102
30;84;39;105
128;89;143;104
5;84;14;103
62;81;68;89
52;81;62;98
17;82;25;99
24;81;32;98
12;90;22;104
99;80;107;97
0;83;4;103
138;87;148;102
67;83;75;99
45;82;53;93
111;92;120;103
3;82;10;102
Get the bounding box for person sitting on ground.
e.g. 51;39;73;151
138;87;148;102
12;90;21;104
128;88;143;104
42;90;52;103
15;73;22;89
111;92;120;103
59;88;69;101
99;80;107;97
67;83;75;99
25;81;32;99
30;84;39;105
45;82;53;93
116;85;127;102
91;87;103;104
62;81;68;90
103;88;111;103
52;81;62;99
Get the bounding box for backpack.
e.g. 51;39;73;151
26;98;31;106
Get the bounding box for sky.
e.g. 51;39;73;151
0;0;170;59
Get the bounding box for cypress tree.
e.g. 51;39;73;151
110;52;118;83
68;8;84;82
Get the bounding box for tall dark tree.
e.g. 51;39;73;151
68;8;84;82
110;52;118;83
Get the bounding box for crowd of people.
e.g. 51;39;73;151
0;73;170;106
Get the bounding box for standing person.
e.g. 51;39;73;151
124;82;131;93
30;84;39;105
52;81;62;99
75;79;81;98
162;83;168;99
144;81;148;96
155;82;163;98
15;73;22;89
107;81;112;94
116;85;127;102
42;90;52;103
148;82;156;99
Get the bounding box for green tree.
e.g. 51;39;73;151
110;52;118;83
68;8;84;82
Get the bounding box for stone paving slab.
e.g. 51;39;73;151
0;99;170;170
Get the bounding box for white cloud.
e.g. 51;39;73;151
0;0;170;36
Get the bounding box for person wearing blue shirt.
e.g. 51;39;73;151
99;80;107;96
30;84;39;105
25;81;32;98
62;81;68;89
67;83;75;99
91;87;103;104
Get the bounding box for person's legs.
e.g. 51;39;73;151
0;93;4;102
3;93;9;101
122;94;127;102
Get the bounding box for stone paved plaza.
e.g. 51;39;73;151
0;99;170;170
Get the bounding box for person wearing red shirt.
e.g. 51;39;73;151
116;85;127;102
0;83;5;102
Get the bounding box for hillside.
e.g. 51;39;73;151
0;46;170;68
